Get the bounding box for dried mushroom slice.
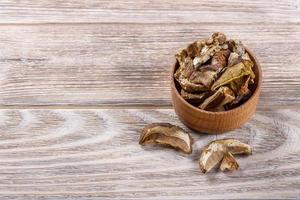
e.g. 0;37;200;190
189;67;217;88
228;39;245;56
229;75;249;94
211;32;227;45
220;152;239;172
174;57;194;79
174;57;207;93
180;89;210;105
199;141;227;173
193;45;222;69
237;75;252;96
227;52;242;67
217;139;252;155
193;33;226;69
227;43;252;67
230;75;252;105
211;62;253;91
199;86;235;111
176;78;207;93
175;49;188;66
211;49;231;69
186;40;205;58
139;123;193;154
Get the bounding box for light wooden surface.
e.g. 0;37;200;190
0;0;300;199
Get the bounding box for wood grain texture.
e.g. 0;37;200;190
0;108;299;199
0;0;299;24
0;0;300;199
0;24;300;107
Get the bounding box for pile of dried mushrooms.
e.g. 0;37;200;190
174;32;255;111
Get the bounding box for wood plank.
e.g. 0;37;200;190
0;24;299;107
0;108;299;199
0;0;299;24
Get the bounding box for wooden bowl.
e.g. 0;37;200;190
171;47;262;134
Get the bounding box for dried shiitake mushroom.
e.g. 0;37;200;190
139;123;193;154
174;32;255;111
199;141;227;173
219;138;252;155
199;139;251;173
180;89;211;105
220;152;239;172
199;86;235;111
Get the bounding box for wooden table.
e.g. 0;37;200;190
0;1;299;199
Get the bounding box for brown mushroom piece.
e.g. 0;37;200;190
230;75;252;105
174;53;208;93
199;139;251;173
186;40;205;58
199;141;227;173
211;49;231;69
175;49;188;66
189;66;217;88
193;44;222;69
220;152;239;172
199;86;235;111
139;123;193;154
217;138;252;155
228;39;245;56
227;52;241;67
212;32;227;44
176;77;208;93
193;33;227;69
174;56;194;79
180;89;211;105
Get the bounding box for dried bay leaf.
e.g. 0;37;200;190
139;123;193;154
211;62;253;91
243;59;255;78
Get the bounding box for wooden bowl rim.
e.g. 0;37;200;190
171;46;262;115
